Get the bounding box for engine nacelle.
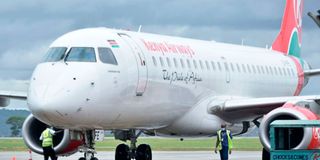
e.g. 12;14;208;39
259;103;320;151
22;114;84;156
0;97;10;107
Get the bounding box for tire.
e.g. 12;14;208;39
136;144;152;160
79;158;86;160
115;144;130;160
262;148;270;160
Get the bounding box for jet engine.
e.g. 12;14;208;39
259;103;320;151
22;114;84;156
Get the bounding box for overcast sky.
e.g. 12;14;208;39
1;0;320;108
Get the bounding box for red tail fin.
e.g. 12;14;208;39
272;0;303;58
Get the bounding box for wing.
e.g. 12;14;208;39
0;90;27;100
208;95;320;123
0;80;28;107
0;90;27;107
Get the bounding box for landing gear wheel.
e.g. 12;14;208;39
262;148;270;160
136;144;152;160
115;144;130;160
79;158;86;160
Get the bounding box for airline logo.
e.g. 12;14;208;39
310;152;320;160
141;39;195;57
293;0;303;29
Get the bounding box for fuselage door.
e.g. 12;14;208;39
118;33;148;96
221;57;230;83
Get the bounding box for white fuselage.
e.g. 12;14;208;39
27;28;307;136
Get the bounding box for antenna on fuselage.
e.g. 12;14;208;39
138;25;142;32
241;38;245;46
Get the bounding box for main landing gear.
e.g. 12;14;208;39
78;130;99;160
115;129;152;160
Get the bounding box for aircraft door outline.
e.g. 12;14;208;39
118;33;148;96
221;57;230;83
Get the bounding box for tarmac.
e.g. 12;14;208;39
0;151;261;160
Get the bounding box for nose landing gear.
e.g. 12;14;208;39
78;130;99;160
115;129;152;160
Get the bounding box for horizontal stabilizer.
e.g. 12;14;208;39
304;69;320;77
308;11;320;28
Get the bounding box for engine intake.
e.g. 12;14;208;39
259;103;320;151
22;114;84;156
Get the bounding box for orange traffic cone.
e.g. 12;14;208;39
11;156;16;160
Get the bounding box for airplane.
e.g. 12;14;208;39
1;0;320;160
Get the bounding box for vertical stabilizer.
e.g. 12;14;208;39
272;0;304;58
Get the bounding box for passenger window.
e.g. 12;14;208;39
187;59;191;69
211;61;216;70
242;64;246;73
265;66;269;74
236;63;241;72
261;66;265;74
252;65;256;74
44;47;67;62
274;67;278;75
166;57;172;68
159;57;164;67
287;68;291;76
224;62;229;71
180;59;185;68
193;60;198;69
278;67;283;76
282;68;287;76
98;48;118;65
152;57;157;66
257;66;261;74
205;61;210;70
173;58;178;68
66;47;96;62
199;60;204;70
217;62;222;71
269;66;273;75
247;64;251;73
230;63;234;72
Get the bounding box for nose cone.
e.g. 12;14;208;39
27;62;100;127
27;63;67;124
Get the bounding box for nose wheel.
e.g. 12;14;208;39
78;130;99;160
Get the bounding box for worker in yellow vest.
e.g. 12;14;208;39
215;123;233;160
39;126;60;160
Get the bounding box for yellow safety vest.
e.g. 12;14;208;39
42;128;53;147
217;129;233;151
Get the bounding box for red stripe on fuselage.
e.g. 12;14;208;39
290;57;304;96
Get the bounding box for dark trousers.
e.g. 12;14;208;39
43;146;57;160
219;146;229;160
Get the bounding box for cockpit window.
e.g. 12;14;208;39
44;47;67;62
66;47;96;62
98;48;118;65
